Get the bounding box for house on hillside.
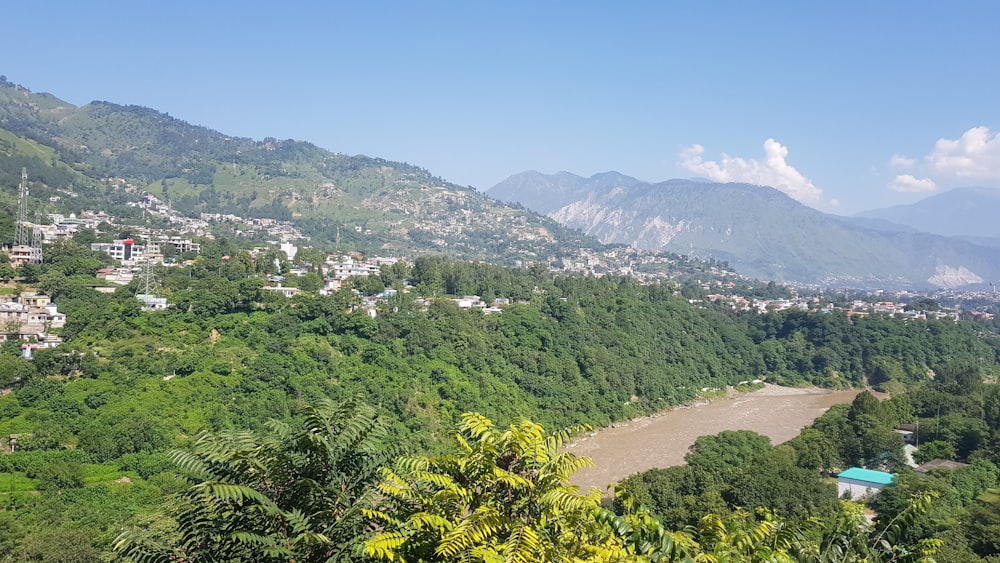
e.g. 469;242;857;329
263;284;300;298
837;468;895;500
893;423;919;445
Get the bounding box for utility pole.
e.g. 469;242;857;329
136;259;160;298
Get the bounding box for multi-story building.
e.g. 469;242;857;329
91;239;145;264
0;292;66;353
148;237;201;255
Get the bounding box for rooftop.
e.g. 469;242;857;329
837;467;895;486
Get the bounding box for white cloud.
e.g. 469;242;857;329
678;139;826;207
889;154;915;169
888;174;937;193
927;126;1000;179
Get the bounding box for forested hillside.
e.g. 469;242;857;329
1;240;999;559
623;373;1000;562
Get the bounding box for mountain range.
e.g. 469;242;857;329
856;187;1000;239
489;171;1000;289
5;76;1000;290
0;79;599;264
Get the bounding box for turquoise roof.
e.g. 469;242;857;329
838;467;895;485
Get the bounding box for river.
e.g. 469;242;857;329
565;385;861;491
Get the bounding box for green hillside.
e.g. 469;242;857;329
0;80;601;262
2;77;999;560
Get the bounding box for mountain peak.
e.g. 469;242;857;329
489;171;1000;287
856;186;1000;238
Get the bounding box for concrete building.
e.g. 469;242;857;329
148;237;201;255
263;284;300;298
0;293;65;352
92;239;145;263
837;468;895;500
327;255;381;280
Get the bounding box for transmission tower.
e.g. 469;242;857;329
31;212;43;264
135;259;167;310
15;168;29;247
135;260;160;297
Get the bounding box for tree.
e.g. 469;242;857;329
35;460;85;491
829;493;942;562
913;440;956;464
365;413;625;562
684;430;773;487
299;271;323;292
115;397;396;562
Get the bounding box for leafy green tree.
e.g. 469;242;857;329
35;460;85;491
18;528;103;563
913;440;957;464
365;413;624;562
299;271;324;292
0;355;37;387
818;494;942;563
115;397;396;562
963;502;1000;557
685;430;773;487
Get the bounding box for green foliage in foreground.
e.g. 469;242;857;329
365;413;608;562
115;398;396;562
115;406;946;563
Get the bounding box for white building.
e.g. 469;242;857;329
148;237;201;255
92;239;145;264
0;293;65;349
263;285;300;298
327;256;381;280
136;294;168;311
837;468;894;500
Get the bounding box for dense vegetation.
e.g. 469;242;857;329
0;247;998;560
115;404;955;563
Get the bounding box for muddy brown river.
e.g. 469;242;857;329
566;385;860;492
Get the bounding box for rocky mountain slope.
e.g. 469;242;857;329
489;171;1000;288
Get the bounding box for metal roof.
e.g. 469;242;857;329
837;467;895;485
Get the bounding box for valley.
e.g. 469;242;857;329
0;76;998;561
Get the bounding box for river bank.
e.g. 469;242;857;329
565;384;860;492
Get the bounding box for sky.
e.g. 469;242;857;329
4;1;1000;214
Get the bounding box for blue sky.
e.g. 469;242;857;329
5;2;999;214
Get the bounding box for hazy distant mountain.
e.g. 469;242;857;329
856;187;1000;239
489;171;1000;288
490;170;645;214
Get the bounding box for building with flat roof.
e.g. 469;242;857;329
837;468;895;500
92;239;145;264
